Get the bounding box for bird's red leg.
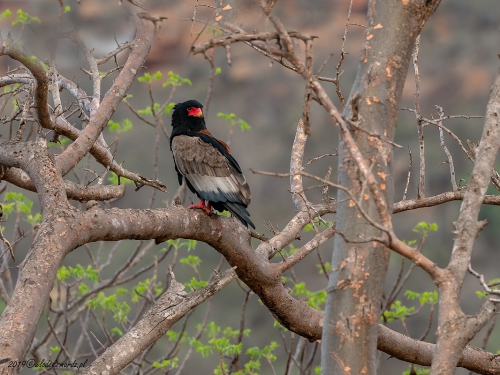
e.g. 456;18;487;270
187;199;212;214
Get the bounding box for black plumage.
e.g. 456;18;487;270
170;100;255;229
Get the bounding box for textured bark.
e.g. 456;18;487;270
430;73;500;375
322;1;442;374
56;14;155;176
81;269;236;375
0;142;73;367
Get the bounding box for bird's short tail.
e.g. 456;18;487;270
223;202;255;229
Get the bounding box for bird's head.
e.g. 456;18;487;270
171;100;206;132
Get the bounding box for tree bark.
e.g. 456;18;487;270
322;1;441;373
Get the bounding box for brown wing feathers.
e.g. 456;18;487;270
171;135;251;207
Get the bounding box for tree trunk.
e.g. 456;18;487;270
322;1;442;373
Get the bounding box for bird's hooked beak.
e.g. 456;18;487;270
187;107;203;117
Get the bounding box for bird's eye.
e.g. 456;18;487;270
187;107;192;111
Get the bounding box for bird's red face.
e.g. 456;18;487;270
187;106;203;117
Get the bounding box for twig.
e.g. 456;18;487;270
335;0;354;107
402;146;412;200
0;224;15;261
413;35;425;198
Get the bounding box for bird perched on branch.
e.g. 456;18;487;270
170;99;255;229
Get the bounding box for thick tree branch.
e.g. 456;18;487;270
81;268;236;375
2;166;125;201
56;12;155;176
430;72;500;375
0;36;52;131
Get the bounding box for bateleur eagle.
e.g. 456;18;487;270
170;100;255;229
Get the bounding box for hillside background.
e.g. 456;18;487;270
0;1;499;374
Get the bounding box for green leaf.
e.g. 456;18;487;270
57;266;71;281
48;136;71;149
64;5;70;13
180;255;202;268
138;72;152;83
77;282;89;296
113;301;130;323
25;213;42;226
292;282;327;310
412;221;438;235
49;346;60;354
476;290;488;299
238;119;251;131
3;192;34;218
184;277;207;291
153;71;163;80
382;300;415;322
12;9;40;25
404;290;438;305
108;118;133;134
164;102;175;115
163;71;192;87
402;365;430;375
215;67;222;75
0;9;12;19
316;262;331;274
166;330;179;341
108;172;133;186
153;358;178;369
117;288;128;295
110;327;123;336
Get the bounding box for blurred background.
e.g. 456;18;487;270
0;0;499;374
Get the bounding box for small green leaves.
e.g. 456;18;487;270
110;327;123;337
64;5;70;13
404;290;438;305
49;346;60;354
167;239;197;251
0;9;11;20
153;71;163;80
292;282;327;310
2;192;35;219
165;102;175;115
48;136;71;149
215;67;222;75
216;210;231;218
383;300;415;322
108;172;133;186
26;213;42;226
383;290;438;323
57;264;99;283
153;358;178;370
108;118;133;134
476;290;488;299
217;112;251;131
303;217;333;232
138;72;153;84
316;262;331;274
180;255;202;268
131;277;162;303
137;70;192;87
246;341;278;362
412;221;438;235
12;9;40;25
402;366;430;375
475;278;500;299
86;292;130;323
163;71;192;87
